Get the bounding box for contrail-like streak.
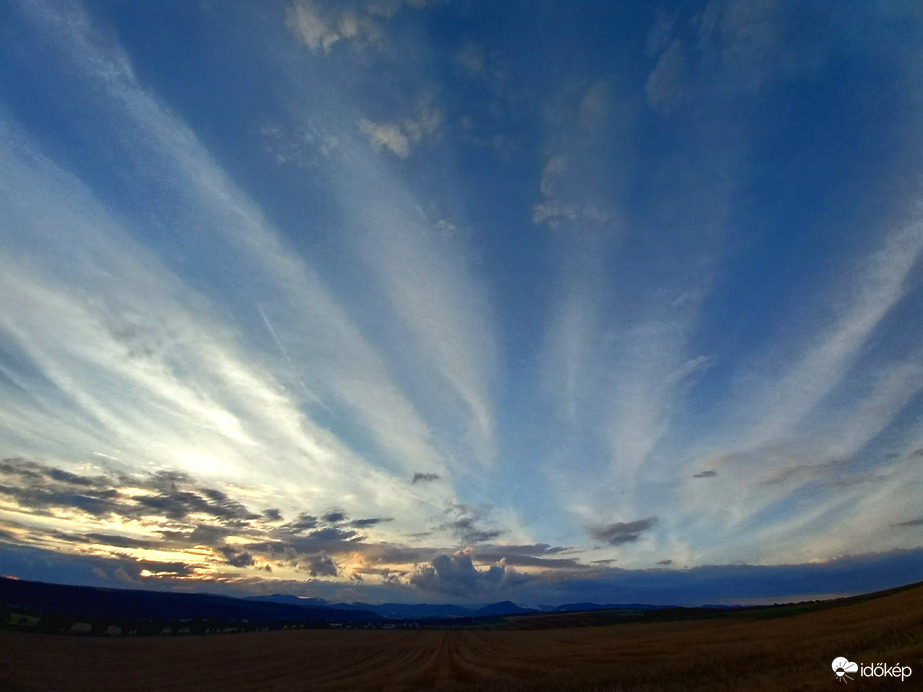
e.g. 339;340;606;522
256;303;328;410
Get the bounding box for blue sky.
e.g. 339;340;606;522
0;0;922;605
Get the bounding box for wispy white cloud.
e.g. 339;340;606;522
455;43;487;77
4;0;922;588
286;0;427;54
3;1;459;527
260;121;340;167
287;1;348;52
645;0;827;113
646;39;691;113
359;118;411;157
0;123;429;528
9;0;503;534
747;221;923;444
327;136;499;471
532;156;612;227
358;97;444;158
534;81;625;413
533;80;725;553
267;23;500;474
452;41;523;163
532;82;617;229
676;208;923;564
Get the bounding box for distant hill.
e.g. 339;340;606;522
0;578;380;624
245;594;329;608
550;602;675;613
245;595;680;619
4;578;706;628
474;600;538;617
357;602;475;619
246;595;529;619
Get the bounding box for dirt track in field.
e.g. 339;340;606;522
2;583;922;691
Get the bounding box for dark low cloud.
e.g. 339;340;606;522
589;517;656;546
307;552;337;577
473;543;578;569
242;525;364;574
892;517;923;527
352;565;407;582
447;517;504;543
0;459;372;582
522;549;923;607
350;517;392;529
286;513;319;532
47;468;97;486
693;470;717;478
0;545;199;586
1;459;117;489
4;538;923;607
219;546;255;568
411;472;440;484
0;460;590;592
828;473;887;489
302;527;358;543
492;554;582;569
122;558;197;579
134;490;259;523
657;559;674;565
156;524;236;547
439;503;505;544
84;533;165;550
0;460;667;597
359;543;437;566
477;543;568;557
410;548;530;597
0;483;122;518
0;459;41;481
0;460;257;526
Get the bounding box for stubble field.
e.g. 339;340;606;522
1;583;921;691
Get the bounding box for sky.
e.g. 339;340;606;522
0;0;922;607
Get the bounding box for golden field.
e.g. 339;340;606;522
1;583;921;691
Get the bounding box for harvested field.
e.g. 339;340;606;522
1;583;921;691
